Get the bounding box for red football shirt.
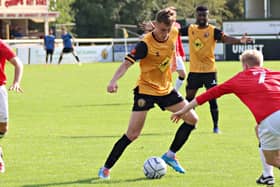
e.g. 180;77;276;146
0;39;16;85
196;67;280;123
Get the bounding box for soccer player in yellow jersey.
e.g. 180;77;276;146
180;6;252;134
98;8;199;179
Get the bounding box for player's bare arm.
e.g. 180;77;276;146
8;57;23;93
222;33;253;44
171;99;198;123
107;60;133;93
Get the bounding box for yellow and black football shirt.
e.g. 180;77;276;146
180;24;224;73
125;29;178;96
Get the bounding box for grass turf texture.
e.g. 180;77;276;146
0;61;279;187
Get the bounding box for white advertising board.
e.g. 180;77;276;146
223;21;280;35
17;45;113;64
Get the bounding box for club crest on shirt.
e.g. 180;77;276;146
155;52;160;57
204;32;209;38
137;98;146;107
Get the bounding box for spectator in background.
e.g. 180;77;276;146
44;28;55;64
10;25;23;39
57;27;80;65
0;39;24;173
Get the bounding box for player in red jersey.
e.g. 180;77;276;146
0;39;23;173
169;7;187;92
171;49;280;172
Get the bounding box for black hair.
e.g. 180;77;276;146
196;5;208;12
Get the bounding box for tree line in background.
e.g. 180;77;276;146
50;0;244;38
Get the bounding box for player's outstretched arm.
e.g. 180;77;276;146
8;57;24;93
222;33;253;44
171;99;198;123
107;60;133;93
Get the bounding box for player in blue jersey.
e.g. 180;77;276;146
57;27;80;64
44;28;55;64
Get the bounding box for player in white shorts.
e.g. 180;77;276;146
171;49;280;185
174;55;186;91
0;39;23;173
258;111;280;151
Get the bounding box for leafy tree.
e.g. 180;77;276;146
224;0;244;20
69;0;245;37
50;0;75;25
72;0;149;37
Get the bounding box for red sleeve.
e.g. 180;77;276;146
196;78;236;105
0;40;16;60
176;34;185;57
175;22;185;57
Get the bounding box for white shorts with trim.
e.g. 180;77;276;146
176;56;185;71
258;110;280;150
0;86;8;123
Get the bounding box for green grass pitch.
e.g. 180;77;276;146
0;61;279;187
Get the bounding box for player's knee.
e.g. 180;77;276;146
186;96;194;102
183;111;199;125
0;125;8;138
274;156;280;167
126;132;140;141
0;122;7;131
266;159;278;167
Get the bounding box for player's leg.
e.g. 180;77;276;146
174;56;186;91
98;111;148;179
257;146;275;185
98;87;154;179
263;150;280;168
158;90;198;173
58;51;64;64
50;50;53;64
255;125;274;185
185;73;201;102
259;110;280;168
71;50;80;64
164;101;198;173
45;52;49;64
0;123;7;173
0;86;9;173
205;73;219;133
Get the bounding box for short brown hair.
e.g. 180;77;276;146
155;8;175;26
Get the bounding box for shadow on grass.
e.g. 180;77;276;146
22;177;148;187
63;102;131;108
60;132;173;139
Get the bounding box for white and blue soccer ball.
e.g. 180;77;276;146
143;156;167;179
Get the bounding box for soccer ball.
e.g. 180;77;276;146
143;156;167;179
